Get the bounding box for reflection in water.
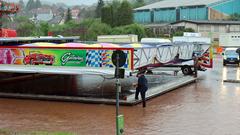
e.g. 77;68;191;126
237;68;240;80
222;67;227;81
0;56;240;135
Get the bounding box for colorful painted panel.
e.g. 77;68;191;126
0;48;132;69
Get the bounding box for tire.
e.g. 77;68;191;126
181;66;192;75
223;62;226;66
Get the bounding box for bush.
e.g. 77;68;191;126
85;21;112;41
122;23;146;40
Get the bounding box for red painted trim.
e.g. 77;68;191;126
130;48;134;70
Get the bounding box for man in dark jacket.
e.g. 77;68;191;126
135;70;148;108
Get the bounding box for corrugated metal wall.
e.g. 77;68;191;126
210;0;240;14
134;10;151;23
133;0;240;23
180;6;208;20
153;8;176;22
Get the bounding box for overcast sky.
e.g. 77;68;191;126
8;0;98;6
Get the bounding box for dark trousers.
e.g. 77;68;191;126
135;88;146;107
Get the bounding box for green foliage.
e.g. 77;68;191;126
14;16;48;37
85;21;112;41
101;0;133;27
123;23;146;40
39;22;49;36
96;0;104;18
25;0;42;11
101;5;113;26
19;0;25;9
172;28;195;36
14;16;146;41
36;0;42;8
65;8;73;23
116;0;133;26
145;28;156;37
26;0;33;10
133;0;145;8
16;19;38;36
228;13;240;21
111;23;146;40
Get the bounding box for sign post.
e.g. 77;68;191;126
112;50;126;135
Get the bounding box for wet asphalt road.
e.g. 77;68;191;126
0;56;240;135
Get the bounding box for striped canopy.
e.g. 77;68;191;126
122;43;152;48
90;43;121;48
21;42;57;47
59;43;88;47
20;42;88;48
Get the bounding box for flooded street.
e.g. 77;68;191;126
0;55;240;135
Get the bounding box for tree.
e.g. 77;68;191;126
40;22;49;36
17;21;37;36
19;0;25;9
134;0;145;8
96;0;104;18
101;5;113;27
101;0;133;27
116;0;133;26
26;0;34;10
228;13;240;21
65;8;72;23
35;0;42;9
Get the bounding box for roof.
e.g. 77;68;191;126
171;20;240;25
48;15;64;24
0;37;79;45
135;0;223;11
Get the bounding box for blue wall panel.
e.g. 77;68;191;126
134;11;151;24
210;0;240;15
153;8;176;22
180;6;208;20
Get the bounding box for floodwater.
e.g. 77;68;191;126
0;55;240;135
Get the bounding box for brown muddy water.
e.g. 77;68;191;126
0;56;240;135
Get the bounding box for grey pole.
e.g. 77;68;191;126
116;53;120;135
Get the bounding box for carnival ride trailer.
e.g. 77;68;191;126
129;42;212;75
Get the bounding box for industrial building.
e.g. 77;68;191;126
171;20;240;41
134;0;240;23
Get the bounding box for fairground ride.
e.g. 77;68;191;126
0;0;19;29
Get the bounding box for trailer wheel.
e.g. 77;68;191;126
181;66;192;75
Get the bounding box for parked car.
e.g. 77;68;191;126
223;48;240;66
23;51;55;65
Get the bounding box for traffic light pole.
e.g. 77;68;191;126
116;53;120;135
112;50;125;135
